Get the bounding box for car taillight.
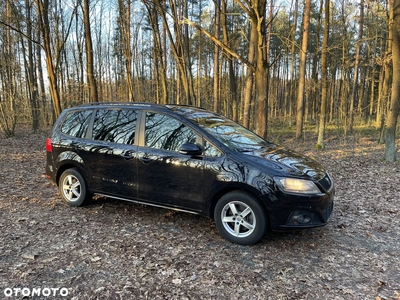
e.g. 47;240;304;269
46;138;53;152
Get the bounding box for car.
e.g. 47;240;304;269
45;102;334;245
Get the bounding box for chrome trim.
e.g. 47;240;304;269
317;172;334;193
94;193;201;215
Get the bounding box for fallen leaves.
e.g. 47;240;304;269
0;129;399;299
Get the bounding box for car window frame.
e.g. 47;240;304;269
58;109;94;139
135;110;221;156
86;108;140;146
200;137;224;158
137;110;197;152
58;106;226;157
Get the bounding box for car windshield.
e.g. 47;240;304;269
171;107;273;152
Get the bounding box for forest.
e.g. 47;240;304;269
0;0;399;160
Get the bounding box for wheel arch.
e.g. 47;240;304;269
207;184;271;227
56;162;87;187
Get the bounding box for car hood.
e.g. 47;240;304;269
240;145;326;180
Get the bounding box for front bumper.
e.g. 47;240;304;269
269;188;335;231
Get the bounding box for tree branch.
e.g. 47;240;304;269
0;20;43;49
180;18;255;72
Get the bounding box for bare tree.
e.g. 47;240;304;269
154;0;196;105
295;0;311;139
184;0;269;137
36;0;62;116
347;0;364;132
117;0;135;101
220;0;238;120
213;0;221;113
243;24;256;129
24;0;40;131
83;0;98;102
0;0;18;136
384;0;400;161
316;0;330;149
142;0;168;104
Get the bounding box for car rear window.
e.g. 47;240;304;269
60;110;92;138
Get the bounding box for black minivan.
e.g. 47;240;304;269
46;102;334;245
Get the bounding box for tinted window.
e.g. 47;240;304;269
92;109;138;144
61;110;92;138
172;108;273;152
145;112;196;151
204;140;222;157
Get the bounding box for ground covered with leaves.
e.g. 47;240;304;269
0;128;399;299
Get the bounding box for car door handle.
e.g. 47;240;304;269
139;156;153;164
121;153;135;160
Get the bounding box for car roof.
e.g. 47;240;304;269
73;102;209;116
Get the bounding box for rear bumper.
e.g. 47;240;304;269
45;163;57;184
45;150;57;184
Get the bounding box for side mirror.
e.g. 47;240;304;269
179;143;204;156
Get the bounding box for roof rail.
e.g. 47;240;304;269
77;102;167;108
166;104;205;110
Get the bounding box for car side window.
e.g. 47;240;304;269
145;112;196;151
204;140;223;157
92;109;138;144
61;110;92;138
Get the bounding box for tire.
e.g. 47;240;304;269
214;191;267;245
59;168;90;207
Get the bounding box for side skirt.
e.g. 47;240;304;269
94;193;202;215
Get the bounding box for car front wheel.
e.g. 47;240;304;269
214;191;267;245
59;168;89;207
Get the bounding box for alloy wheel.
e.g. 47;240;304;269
220;201;256;238
62;174;81;202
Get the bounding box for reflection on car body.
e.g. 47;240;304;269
46;102;334;245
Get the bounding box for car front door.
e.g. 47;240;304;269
136;111;204;212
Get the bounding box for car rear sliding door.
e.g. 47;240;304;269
84;108;139;198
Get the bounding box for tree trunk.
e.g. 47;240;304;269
254;0;268;138
348;0;364;132
296;0;311;139
221;0;237;120
0;0;17;136
156;0;195;105
243;25;256;129
36;16;48;124
36;0;62;117
83;0;98;102
384;0;400;162
25;0;40;132
182;0;267;135
316;0;330;149
213;0;221;112
377;33;392;135
311;0;323;125
288;0;299;126
118;0;134;102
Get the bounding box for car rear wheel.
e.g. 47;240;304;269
59;168;89;207
214;191;267;245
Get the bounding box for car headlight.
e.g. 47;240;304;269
275;177;321;194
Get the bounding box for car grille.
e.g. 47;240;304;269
318;173;333;192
